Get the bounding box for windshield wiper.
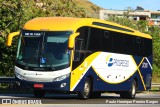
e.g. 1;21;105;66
35;41;41;60
49;64;56;71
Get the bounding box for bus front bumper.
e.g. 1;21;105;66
15;77;70;91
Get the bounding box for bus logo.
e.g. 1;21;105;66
106;55;113;67
108;58;114;67
106;55;129;67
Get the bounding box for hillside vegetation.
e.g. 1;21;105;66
75;0;102;18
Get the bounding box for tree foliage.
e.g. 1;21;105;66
106;15;148;32
148;26;160;79
0;0;87;76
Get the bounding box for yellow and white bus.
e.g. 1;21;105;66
7;17;152;99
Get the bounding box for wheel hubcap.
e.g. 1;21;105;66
84;82;90;96
132;83;136;95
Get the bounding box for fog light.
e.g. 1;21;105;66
60;83;66;88
16;81;20;86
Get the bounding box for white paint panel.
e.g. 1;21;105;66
92;52;137;83
15;66;70;82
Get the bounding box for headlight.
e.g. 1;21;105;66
53;74;69;82
15;72;25;80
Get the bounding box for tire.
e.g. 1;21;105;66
120;80;137;99
78;78;92;99
120;92;127;98
33;89;45;98
128;80;137;99
90;92;101;98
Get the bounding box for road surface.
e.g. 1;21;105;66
0;92;160;107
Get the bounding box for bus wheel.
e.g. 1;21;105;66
78;78;91;99
90;92;101;98
128;80;137;99
33;89;45;98
120;92;126;98
120;80;137;99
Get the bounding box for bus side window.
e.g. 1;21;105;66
88;28;101;52
123;34;133;55
144;38;152;57
112;32;124;53
104;31;110;39
134;37;143;56
101;30;112;52
74;39;83;61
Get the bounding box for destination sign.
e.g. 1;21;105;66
22;31;43;37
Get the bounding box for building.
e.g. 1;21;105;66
100;9;160;26
149;11;160;26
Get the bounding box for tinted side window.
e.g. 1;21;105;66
74;39;83;61
144;38;152;56
88;28;101;52
124;34;133;55
101;30;112;52
134;37;144;56
112;32;123;53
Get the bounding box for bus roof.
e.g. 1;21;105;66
23;17;152;39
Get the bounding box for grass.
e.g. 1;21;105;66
0;89;31;94
0;83;32;94
152;74;160;83
0;87;32;94
150;87;160;92
0;83;9;88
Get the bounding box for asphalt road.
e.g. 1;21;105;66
0;92;160;107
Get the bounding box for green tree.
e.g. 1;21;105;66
0;0;87;76
148;26;160;80
0;0;21;76
107;15;138;30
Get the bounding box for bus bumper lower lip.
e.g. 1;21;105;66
15;77;70;91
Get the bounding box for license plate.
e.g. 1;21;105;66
34;84;44;88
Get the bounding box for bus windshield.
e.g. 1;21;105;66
16;30;71;71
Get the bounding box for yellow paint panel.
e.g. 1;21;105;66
22;17;152;39
70;52;100;91
23;17;92;32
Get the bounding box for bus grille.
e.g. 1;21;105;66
24;77;53;82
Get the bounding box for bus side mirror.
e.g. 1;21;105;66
68;32;80;49
6;31;20;46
